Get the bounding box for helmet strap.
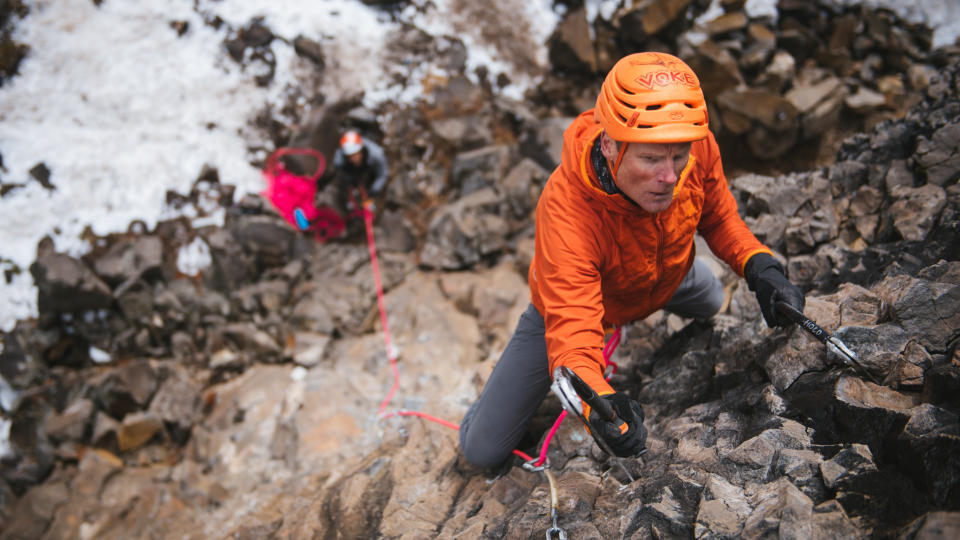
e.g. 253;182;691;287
611;141;628;180
603;141;641;208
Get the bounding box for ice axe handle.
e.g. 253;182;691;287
567;370;617;423
776;301;828;344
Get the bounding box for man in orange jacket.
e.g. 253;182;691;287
459;52;805;468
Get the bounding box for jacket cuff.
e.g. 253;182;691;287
571;365;615;397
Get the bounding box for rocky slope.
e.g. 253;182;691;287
2;1;960;539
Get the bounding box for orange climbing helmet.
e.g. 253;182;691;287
339;131;364;156
595;52;709;144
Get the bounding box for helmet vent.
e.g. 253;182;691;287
645;104;662;111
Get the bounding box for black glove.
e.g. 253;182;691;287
587;393;647;457
744;252;805;328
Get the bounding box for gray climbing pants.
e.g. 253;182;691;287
458;257;724;468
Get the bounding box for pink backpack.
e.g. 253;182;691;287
261;148;345;242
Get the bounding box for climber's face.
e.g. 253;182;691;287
600;132;691;214
347;151;364;167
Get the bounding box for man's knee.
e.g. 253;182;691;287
666;259;725;319
459;422;510;469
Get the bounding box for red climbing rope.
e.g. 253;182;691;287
362;202;400;417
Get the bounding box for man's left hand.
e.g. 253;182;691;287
745;253;805;327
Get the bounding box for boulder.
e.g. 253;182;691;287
886;184;948;241
915;121;960;186
30;252;113;314
547;6;597;75
92;235;164;287
419;187;510;270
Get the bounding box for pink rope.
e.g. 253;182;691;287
363;203;400;417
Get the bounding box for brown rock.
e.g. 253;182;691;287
547;7;597;75
705;11;748;36
118;411;164;451
642;0;695;36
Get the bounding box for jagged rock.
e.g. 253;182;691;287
285;331;330;368
845;85;887;113
221;323;281;359
0;479;69;539
896;404;960;506
832;324;914;380
915;121;960;187
686;40;744;104
91;410;120;450
884;340;931;389
922;361;960;411
292;35;324;68
723;420;813;485
522;116;571;171
499;158;547;221
874;263;960;351
113;277;153;324
44;397;94;444
638;0;695;37
372;209;416;254
92;235;164;287
30;252;113;314
731;173;806;219
547;6;597;75
829;376;916;455
775;448;827;503
148;364;202;443
231;214;298;271
742;478;815;539
419;187;509;270
695;474;752;538
449;144;514;196
430;115;493;149
887;184;947;241
885;159;916;192
200;227;252;293
117;411;163;451
820;443;878;494
90;359;158;420
898;511;960;539
705;11;748;36
784;206;838;254
0;328;44;395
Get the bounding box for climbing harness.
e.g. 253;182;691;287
775;301;881;384
364;202;626;538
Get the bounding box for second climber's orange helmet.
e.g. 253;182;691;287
340;131;364;156
595;52;709;144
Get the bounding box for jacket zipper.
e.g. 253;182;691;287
656;214;664;286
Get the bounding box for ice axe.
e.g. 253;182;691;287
775;301;881;384
550;366;646;482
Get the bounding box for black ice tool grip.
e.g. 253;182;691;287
776;301;828;344
566;369;618;423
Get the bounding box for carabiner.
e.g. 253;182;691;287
545;526;568;539
522;458;549;472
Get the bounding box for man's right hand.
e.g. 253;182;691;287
587;393;647;457
744;252;805;328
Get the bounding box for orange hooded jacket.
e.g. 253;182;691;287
529;110;772;395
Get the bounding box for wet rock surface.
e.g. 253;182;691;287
2;2;960;539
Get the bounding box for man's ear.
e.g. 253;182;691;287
599;131;619;162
